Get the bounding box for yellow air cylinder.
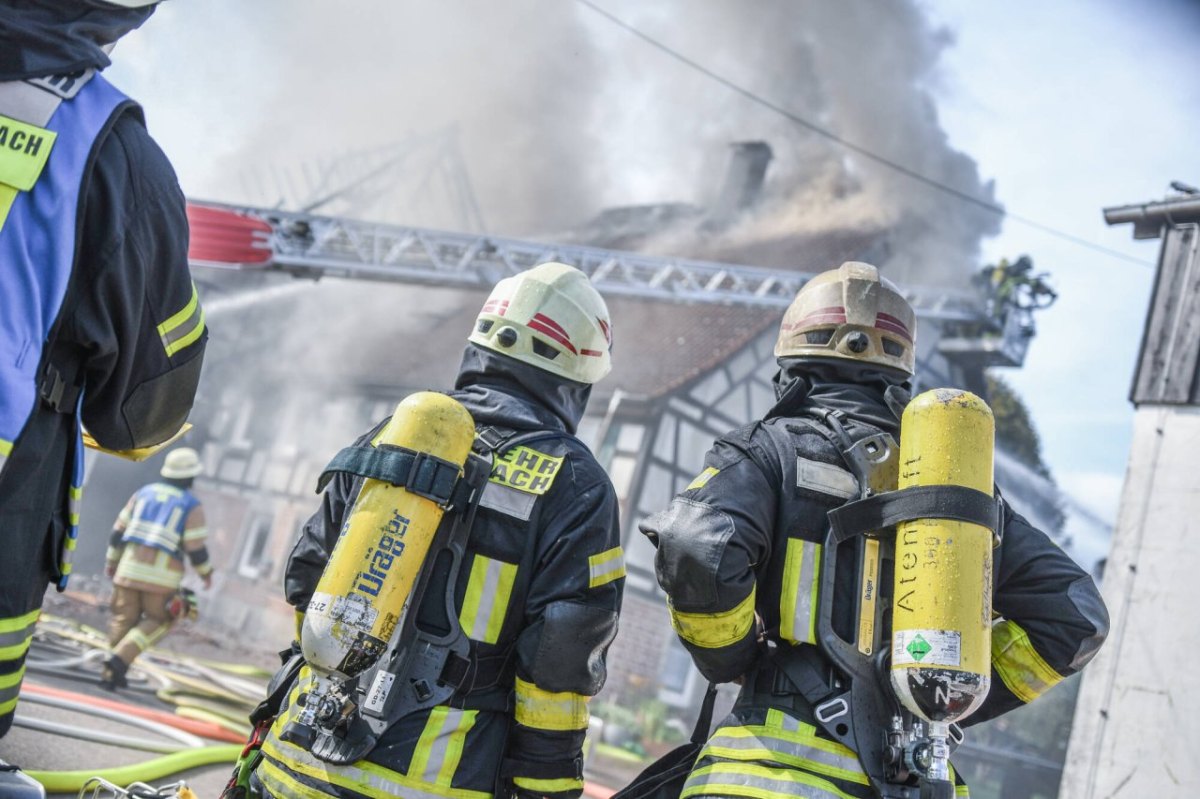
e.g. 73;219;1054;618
300;392;475;682
890;388;994;724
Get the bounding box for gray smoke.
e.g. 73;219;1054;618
185;0;998;286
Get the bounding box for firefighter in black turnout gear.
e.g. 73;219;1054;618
640;262;1109;798
0;5;204;794
247;263;624;799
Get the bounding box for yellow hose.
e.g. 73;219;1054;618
26;744;242;793
175;706;253;738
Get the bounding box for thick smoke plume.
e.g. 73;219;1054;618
181;0;998;286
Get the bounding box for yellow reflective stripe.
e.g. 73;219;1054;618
0;608;40;661
0;184;16;232
588;546;626;588
182;526;209;542
0;436;13;457
158;283;206;357
682;760;859;799
957;785;970;797
0;664;26;709
513;776;584;794
670;586;757;649
262;734;490;799
458;555;517;644
780;539;821;645
258;759;339;799
701;724;868;786
166;305;205;357
514;677;589;731
409;707;478;786
687;466;720;491
992;620;1064;703
0;608;40;635
114;560;183;589
157;282;198;336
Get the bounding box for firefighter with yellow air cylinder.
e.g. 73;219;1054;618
641;262;1109;798
239;263;625;799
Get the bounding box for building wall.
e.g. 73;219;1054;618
1059;405;1200;797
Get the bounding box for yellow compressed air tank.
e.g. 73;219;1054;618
890;388;994;724
300;391;475;682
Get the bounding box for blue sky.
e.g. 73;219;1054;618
105;1;1200;562
923;0;1200;556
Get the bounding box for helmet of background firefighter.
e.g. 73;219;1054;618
468;262;613;385
160;447;202;480
775;261;916;376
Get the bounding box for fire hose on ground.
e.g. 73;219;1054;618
15;614;267;793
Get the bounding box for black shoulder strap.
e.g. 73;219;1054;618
691;683;719;745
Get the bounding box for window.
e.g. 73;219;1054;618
237;509;275;580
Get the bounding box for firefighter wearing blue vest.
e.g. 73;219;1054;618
242;263;624;799
640;263;1109;799
101;447;213;690
0;2;205;788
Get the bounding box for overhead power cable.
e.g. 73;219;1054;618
575;0;1154;268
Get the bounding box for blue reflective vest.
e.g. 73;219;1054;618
120;482;201;560
0;74;134;588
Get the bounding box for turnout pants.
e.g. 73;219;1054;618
109;585;173;666
0;514;59;739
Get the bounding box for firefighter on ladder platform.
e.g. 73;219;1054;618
237;263;625;799
641;262;1108;798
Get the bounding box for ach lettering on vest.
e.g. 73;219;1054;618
489;445;563;495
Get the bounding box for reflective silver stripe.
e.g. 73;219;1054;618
0;665;26;708
791;540;820;644
0;79;63;126
0;610;40;653
162;305;204;352
413;708;476;785
702;728;867;781
478;480;536;520
683;761;857;799
262;734;484;799
588;547;625;588
458;556;517;645
795;457;858;499
182;525;208;543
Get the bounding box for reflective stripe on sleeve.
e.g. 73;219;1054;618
158;282;206;358
588;546;626;588
780;539;821;645
0;608;40;661
407;707;478;787
182;525;208;543
992;619;1064;703
513;776;585;795
514;677;589;731
670;586;757;649
458;555;517;644
682;760;860;799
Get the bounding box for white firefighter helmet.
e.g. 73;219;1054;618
775;261;916;375
468;262;613;384
161;447;202;479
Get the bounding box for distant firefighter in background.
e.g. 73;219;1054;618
102;447;213;690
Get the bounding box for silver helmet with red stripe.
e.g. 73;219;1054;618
775;261;916;376
469;262;613;384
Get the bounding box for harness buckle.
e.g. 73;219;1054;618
815;696;849;723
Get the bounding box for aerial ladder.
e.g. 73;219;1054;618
185;200;1036;368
